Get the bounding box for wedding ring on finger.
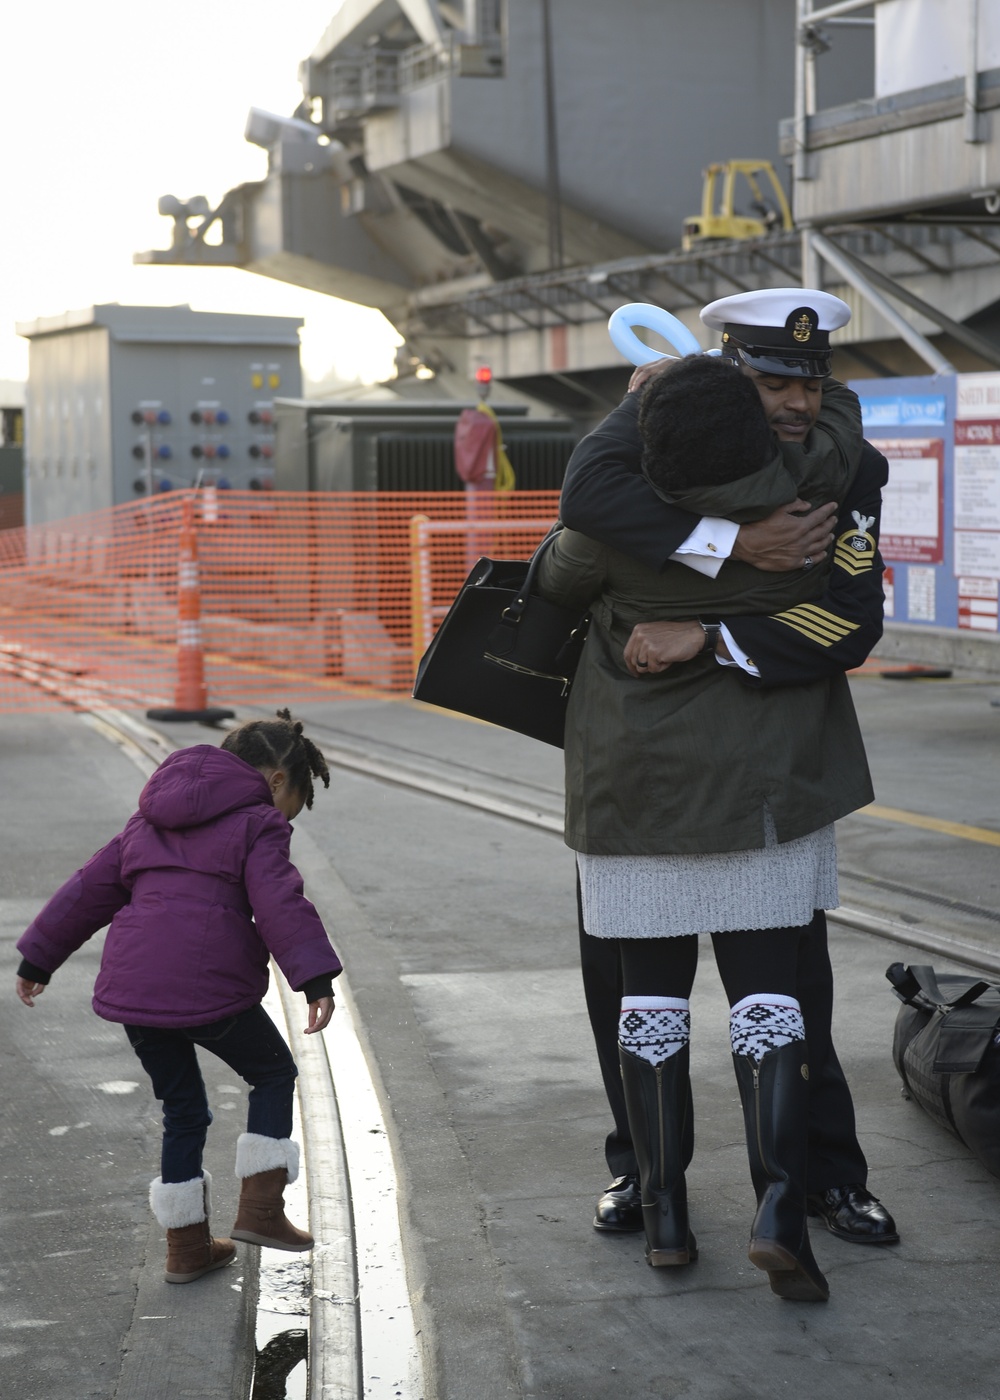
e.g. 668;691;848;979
803;555;814;570
636;659;650;668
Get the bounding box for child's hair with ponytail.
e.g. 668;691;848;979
221;709;330;810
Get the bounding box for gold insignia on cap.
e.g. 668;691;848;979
793;314;814;344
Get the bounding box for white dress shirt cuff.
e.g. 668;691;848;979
716;624;761;677
669;516;740;579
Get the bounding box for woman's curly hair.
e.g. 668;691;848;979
639;354;774;493
221;709;330;809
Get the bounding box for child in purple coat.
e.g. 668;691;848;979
16;710;343;1284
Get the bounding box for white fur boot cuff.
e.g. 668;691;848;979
234;1133;300;1184
150;1172;210;1228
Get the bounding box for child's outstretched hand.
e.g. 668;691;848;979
17;977;46;1008
305;996;334;1034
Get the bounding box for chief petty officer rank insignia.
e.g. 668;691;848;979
792;309;816;344
834;511;877;576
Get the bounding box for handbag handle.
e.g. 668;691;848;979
498;526;562;627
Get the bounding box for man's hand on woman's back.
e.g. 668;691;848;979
624;620;709;676
732;499;837;572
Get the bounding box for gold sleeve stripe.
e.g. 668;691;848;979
834;544;875;576
775;616;845;647
834;528;876;576
772;604;860;647
792;603;860;632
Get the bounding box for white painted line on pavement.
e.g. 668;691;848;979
324;991;425;1400
273;972;423;1400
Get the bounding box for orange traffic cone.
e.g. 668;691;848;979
147;496;234;724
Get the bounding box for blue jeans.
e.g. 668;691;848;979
124;1004;298;1183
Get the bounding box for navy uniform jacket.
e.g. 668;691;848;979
559;391;887;686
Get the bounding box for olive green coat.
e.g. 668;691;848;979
538;533;874;856
638;376;862;616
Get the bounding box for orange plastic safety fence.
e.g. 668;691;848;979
0;489;561;715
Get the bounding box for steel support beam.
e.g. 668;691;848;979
966;0;983;143
811;230;957;374
801;225;821;288
808;0;876;20
818;234;1000;368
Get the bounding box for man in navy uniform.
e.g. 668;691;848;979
561;287;898;1247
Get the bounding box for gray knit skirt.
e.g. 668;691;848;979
577;811;838;938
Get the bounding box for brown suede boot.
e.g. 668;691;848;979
150;1172;237;1284
231;1167;314;1252
232;1133;314;1252
165;1220;238;1284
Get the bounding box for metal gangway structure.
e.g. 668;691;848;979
137;0;1000;420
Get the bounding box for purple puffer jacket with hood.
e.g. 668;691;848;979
17;745;342;1027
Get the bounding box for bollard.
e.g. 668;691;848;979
147;496;234;724
410;513;432;682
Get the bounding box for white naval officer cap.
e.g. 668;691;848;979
700;287;851;377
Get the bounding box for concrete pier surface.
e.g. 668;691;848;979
2;664;998;1398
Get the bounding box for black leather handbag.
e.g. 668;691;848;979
412;528;588;748
887;961;1000;1179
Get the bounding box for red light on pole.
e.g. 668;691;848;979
474;366;492;385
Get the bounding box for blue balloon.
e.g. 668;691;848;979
608;303;703;365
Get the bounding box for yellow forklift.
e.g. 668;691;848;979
682;160;793;251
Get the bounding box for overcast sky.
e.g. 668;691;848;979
1;1;400;387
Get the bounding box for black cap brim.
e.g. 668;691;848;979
733;347;832;378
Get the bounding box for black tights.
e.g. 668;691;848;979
618;926;805;1008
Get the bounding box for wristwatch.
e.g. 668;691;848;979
698;619;722;655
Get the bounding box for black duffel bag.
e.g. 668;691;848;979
886;961;1000;1179
412;528;589;748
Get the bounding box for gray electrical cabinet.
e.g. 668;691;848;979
274;399;575;493
17;304;302;525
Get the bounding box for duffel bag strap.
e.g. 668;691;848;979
886;962;943;1008
950;979;995;1008
887;961;993;1010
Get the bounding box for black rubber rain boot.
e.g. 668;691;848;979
732;1043;829;1302
619;1043;697;1267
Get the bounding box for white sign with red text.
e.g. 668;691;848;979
954;375;1000;580
958;576;999;632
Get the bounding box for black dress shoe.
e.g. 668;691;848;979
807;1184;900;1244
593;1174;644;1233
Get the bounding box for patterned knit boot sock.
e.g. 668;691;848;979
619;996;690;1066
729;994;805;1061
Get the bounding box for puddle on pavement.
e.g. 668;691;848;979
251;1161;311;1399
253;1252;310;1400
252;1326;308;1400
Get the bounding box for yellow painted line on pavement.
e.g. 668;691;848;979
861;803;1000;848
